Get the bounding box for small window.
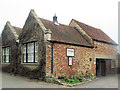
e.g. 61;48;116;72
23;44;26;63
111;60;115;68
35;42;38;63
2;47;10;63
23;42;38;63
90;58;92;62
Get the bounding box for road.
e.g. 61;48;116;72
75;74;118;88
1;71;119;88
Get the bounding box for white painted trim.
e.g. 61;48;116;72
94;54;117;60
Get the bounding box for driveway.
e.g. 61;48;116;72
1;71;119;88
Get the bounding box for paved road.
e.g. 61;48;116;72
1;71;119;88
2;72;67;88
75;74;118;88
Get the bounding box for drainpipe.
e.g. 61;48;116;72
93;39;95;48
51;42;54;74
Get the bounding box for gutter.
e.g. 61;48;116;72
93;39;118;46
49;40;94;48
51;42;54;73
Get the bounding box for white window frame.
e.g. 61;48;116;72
2;47;10;63
111;60;115;68
23;42;38;63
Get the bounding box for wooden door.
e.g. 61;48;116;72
101;61;106;76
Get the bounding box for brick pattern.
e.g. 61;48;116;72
94;41;117;55
46;41;117;77
46;42;95;77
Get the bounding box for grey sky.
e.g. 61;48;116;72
0;0;119;44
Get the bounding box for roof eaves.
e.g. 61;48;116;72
48;40;94;48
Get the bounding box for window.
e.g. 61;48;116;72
23;42;38;63
90;58;92;62
111;60;115;68
2;47;10;63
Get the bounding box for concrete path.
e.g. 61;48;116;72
1;71;119;88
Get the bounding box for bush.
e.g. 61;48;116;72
58;75;84;84
58;74;96;84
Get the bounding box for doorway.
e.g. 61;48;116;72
96;59;106;76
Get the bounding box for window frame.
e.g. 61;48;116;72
2;47;10;63
111;60;115;69
22;41;38;63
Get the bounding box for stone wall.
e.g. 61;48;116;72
17;10;46;80
2;23;18;73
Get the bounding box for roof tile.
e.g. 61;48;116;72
40;18;92;47
73;19;116;44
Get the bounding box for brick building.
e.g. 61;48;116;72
1;10;118;79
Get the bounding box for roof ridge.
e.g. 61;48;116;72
40;17;92;47
39;17;74;28
72;19;116;45
72;19;101;30
12;26;22;30
6;22;19;40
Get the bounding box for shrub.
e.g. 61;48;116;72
58;73;96;84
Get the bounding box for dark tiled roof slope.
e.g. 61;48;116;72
13;26;22;36
40;18;92;47
73;19;116;44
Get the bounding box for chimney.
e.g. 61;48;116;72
53;14;59;25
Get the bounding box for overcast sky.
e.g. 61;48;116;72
0;0;119;44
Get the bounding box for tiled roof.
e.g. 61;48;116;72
13;26;22;36
72;19;116;44
40;18;93;47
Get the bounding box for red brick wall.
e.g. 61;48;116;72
46;41;117;77
46;42;96;77
94;41;117;55
94;41;117;74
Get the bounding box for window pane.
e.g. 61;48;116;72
35;52;38;62
2;48;5;62
35;42;38;62
2;47;10;63
3;55;5;63
28;53;34;62
35;42;38;52
23;44;26;53
6;55;9;63
111;60;115;68
23;44;26;62
3;48;5;55
23;54;26;63
27;43;34;62
6;47;9;55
